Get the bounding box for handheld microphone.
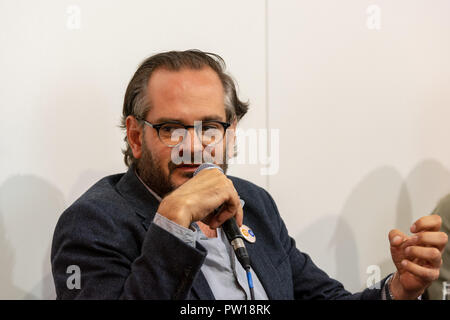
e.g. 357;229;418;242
193;163;251;270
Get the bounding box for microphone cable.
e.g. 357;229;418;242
246;267;255;300
193;163;255;300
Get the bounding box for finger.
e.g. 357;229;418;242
201;212;216;227
411;215;442;233
209;183;241;229
404;246;442;268
210;210;234;229
399;234;419;248
415;231;448;252
196;166;223;178
400;259;440;282
389;229;408;247
208;203;236;228
235;199;244;227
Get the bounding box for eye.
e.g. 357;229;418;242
161;126;175;132
201;122;221;131
161;124;183;133
203;125;218;131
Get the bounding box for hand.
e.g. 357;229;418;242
157;168;243;229
388;215;448;299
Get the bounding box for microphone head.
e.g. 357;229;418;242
193;163;223;176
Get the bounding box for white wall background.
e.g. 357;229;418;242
0;0;449;299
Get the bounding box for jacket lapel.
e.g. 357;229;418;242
115;167;215;300
242;210;288;300
245;242;285;299
190;243;215;300
115;165;160;228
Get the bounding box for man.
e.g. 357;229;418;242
51;50;448;299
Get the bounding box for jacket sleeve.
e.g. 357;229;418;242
51;201;207;299
261;189;389;300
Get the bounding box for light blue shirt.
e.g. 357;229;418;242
153;213;268;300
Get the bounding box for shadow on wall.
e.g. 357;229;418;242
66;169;111;207
332;166;407;292
0;175;65;299
0;212;26;298
296;159;450;293
0;167;115;299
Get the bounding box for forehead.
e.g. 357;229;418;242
146;66;226;121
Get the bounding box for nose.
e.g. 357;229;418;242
178;127;203;157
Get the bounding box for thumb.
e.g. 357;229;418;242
389;229;409;268
389;229;408;248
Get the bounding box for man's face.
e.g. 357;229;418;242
133;67;235;197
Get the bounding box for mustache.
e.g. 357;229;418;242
168;153;228;174
168;151;202;169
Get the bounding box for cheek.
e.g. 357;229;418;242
144;136;171;171
157;147;172;170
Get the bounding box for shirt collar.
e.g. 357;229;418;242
134;169;163;202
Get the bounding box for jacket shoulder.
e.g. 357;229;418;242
227;175;276;206
52;172;135;244
227;175;282;229
227;175;267;195
72;173;125;207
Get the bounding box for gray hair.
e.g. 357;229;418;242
120;49;249;168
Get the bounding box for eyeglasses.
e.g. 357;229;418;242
137;118;231;147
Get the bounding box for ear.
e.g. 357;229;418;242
126;116;143;160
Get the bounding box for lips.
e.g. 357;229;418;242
175;164;200;172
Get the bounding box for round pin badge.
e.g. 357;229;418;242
240;224;256;243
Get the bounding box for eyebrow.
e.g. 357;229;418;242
153;115;226;124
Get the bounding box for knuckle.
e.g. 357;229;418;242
416;233;423;242
415;218;424;227
214;215;224;225
406;246;415;256
432;269;440;281
430;248;441;260
219;211;230;220
425;269;435;280
224;177;233;187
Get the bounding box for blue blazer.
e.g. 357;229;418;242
51;166;387;299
